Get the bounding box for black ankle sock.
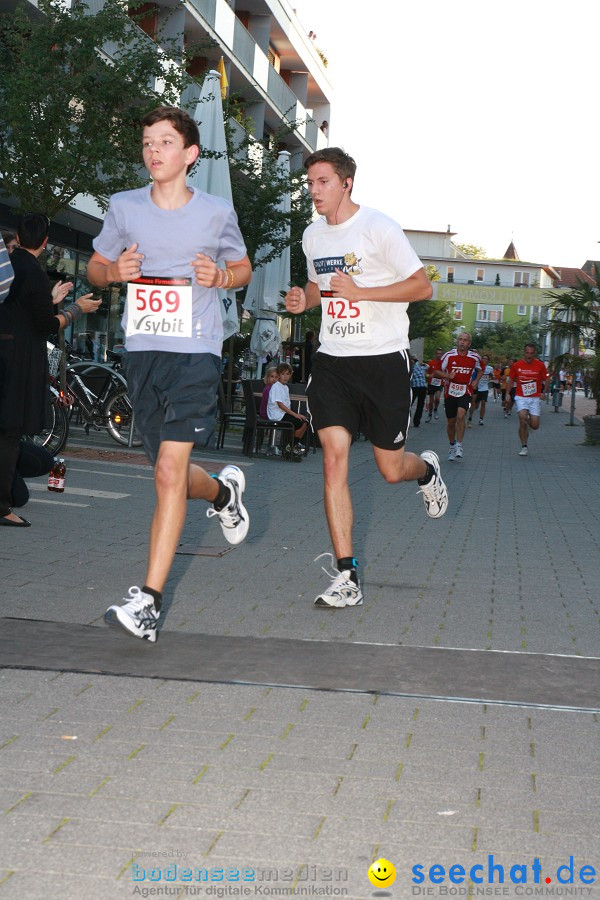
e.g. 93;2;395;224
212;477;231;511
142;585;162;612
337;557;359;583
418;462;435;485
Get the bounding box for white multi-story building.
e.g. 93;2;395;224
0;0;332;355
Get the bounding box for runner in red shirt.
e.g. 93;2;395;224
425;347;444;422
507;343;548;456
431;332;481;460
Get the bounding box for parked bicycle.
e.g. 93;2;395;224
33;344;141;453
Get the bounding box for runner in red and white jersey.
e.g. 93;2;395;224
430;332;481;460
507;343;548;456
425;347;444;422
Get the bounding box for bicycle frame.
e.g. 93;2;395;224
66;362;127;427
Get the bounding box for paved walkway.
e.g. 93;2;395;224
0;396;598;899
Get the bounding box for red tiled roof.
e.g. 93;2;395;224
551;267;596;288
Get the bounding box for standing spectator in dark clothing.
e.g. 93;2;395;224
410;356;428;427
0;213;100;526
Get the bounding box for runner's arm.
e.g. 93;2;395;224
285;280;321;314
330;266;432;304
87;244;144;287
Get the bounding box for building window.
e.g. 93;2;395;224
514;271;530;287
453;302;463;321
268;46;281;72
517;305;527;316
476;268;484;282
530;305;545;323
476;304;503;323
447;266;454;283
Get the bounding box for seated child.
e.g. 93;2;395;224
266;362;308;455
259;366;278;419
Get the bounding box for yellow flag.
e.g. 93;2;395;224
217;56;228;101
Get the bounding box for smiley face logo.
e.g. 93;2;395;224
368;858;396;887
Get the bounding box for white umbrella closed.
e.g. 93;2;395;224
246;151;291;357
189;69;239;340
244;150;291;314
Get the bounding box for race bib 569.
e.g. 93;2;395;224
126;276;192;338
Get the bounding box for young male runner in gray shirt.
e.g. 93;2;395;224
88;106;252;641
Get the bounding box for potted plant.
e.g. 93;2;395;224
583;353;600;444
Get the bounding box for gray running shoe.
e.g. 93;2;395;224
313;554;363;608
105;586;158;642
206;465;249;544
418;451;449;519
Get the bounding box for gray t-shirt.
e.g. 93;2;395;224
93;185;247;355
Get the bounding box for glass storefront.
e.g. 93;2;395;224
41;240;126;361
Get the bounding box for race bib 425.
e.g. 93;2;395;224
126;276;192;338
321;290;371;342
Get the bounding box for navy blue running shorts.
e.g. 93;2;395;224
306;350;411;450
124;350;221;464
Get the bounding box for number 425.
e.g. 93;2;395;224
327;299;360;319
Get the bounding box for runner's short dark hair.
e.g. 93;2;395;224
524;342;537;352
304;147;357;187
141;106;200;173
17;213;50;250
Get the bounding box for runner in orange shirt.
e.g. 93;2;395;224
506;343;548;456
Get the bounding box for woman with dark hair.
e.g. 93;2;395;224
0;213;100;526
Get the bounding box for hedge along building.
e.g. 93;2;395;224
0;0;332;360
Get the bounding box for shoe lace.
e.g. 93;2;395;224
206;492;239;528
313;552;355;594
123;587;156;624
417;474;442;503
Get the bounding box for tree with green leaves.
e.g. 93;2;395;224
471;321;542;362
455;242;487;259
0;0;210;216
543;265;600;420
408;266;454;359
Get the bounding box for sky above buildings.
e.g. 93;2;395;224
293;0;598;268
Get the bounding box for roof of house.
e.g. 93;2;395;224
503;241;520;260
551;267;596;288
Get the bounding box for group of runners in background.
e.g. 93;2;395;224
421;334;548;460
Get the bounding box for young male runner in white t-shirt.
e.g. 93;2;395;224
285;147;448;608
87;107;252;641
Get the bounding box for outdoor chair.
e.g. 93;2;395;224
240;379;295;459
216;380;246;450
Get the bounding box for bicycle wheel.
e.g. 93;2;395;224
104;388;142;447
32;399;70;455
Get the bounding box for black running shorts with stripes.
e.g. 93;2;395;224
306;350;411;450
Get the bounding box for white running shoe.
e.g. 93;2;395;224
447;444;457;461
105;586;158;642
206;465;249;544
418;451;449;519
434;412;439;420
455;444;464;459
479;419;484;426
519;446;528;456
313;554;363;608
425;415;432;423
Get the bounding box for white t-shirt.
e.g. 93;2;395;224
477;365;493;391
267;381;290;421
302;206;424;357
93;185;247;356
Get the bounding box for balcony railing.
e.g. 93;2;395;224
445;278;539;288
